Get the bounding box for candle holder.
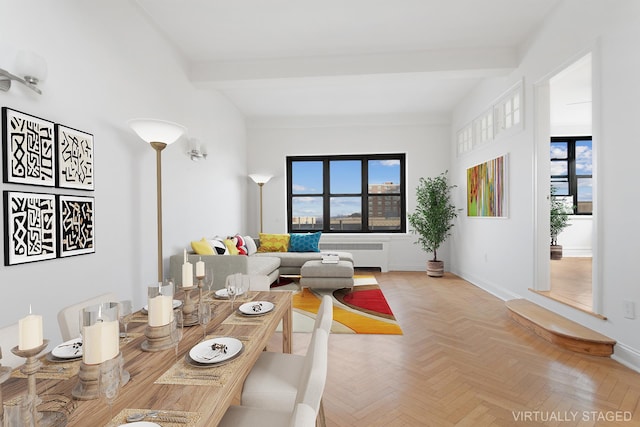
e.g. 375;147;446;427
143;282;175;352
11;340;47;424
72;352;128;401
180;285;199;326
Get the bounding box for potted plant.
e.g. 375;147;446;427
550;185;571;260
408;171;458;277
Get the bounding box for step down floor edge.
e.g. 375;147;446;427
506;299;615;357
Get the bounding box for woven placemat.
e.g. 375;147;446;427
129;311;148;323
222;310;274;326
11;358;80;380
155;335;253;387
105;408;200;427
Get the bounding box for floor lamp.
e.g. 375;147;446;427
129;119;187;283
249;174;272;234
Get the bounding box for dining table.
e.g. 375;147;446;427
2;290;293;426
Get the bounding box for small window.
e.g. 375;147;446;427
550;136;592;214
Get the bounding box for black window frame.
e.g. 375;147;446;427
286;153;406;233
550;136;592;215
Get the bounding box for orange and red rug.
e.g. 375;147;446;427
274;275;403;335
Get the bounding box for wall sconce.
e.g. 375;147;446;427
187;138;207;161
0;51;47;95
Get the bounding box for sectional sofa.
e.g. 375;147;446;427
168;233;353;290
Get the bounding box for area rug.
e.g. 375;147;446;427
273;275;403;335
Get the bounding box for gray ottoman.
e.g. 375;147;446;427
300;260;354;290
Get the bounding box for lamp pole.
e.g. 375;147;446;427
151;141;167;283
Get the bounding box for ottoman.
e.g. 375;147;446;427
300;260;354;291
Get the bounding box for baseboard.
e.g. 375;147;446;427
612;342;640;373
452;269;522;302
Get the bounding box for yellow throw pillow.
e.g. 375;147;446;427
191;238;215;255
258;233;290;253
224;238;240;255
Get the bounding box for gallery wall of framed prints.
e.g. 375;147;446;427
2;107;95;265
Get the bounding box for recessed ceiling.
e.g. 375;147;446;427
135;0;562;119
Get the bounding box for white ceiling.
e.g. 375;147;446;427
135;0;562;119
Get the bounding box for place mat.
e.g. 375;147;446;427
222;310;274;326
155;336;252;387
105;408;200;427
11;358;80;380
129;311;148;323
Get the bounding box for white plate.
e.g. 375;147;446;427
214;288;245;299
118;422;160;427
238;301;274;316
51;338;83;359
189;337;243;364
142;300;182;312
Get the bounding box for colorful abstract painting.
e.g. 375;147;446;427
2;108;55;187
467;154;508;217
3;191;57;265
56;124;94;190
58;195;95;257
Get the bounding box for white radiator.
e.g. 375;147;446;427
318;241;389;272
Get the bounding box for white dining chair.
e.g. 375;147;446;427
57;292;118;341
218;402;316;427
220;329;328;427
0;323;25;369
241;297;332;425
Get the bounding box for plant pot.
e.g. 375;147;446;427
550;245;563;260
426;260;444;277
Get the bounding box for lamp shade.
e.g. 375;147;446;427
249;174;273;185
128;118;186;145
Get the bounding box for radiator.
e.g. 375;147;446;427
318;241;389;272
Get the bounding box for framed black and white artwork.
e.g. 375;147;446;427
56;124;94;190
58;194;95;257
3;191;57;265
2;108;56;187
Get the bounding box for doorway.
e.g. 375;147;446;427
534;52;600;316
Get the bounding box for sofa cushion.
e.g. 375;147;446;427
289;232;321;252
209;238;228;255
254;251;354;268
258;233;290;253
244;235;258;256
191;238;215;255
224;238;240;255
235;234;248;255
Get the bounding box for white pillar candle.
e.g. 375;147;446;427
196;258;205;277
82;322;104;364
148;295;173;327
183;248;187;263
18;312;43;350
101;320;120;361
182;261;193;287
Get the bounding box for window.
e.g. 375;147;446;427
550;136;592;214
287;154;406;233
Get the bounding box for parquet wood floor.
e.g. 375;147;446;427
268;271;640;426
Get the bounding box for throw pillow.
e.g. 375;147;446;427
257;233;290;253
224;238;240;255
191;238;215;255
209;238;228;255
235;234;248;255
289;232;322;252
244;235;258;256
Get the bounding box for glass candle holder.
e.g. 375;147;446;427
80;302;119;365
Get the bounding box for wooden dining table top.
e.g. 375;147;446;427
2;290;293;426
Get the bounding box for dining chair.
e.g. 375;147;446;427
241;297;332;425
218;402;316;427
220;329;328;427
57;292;118;341
0;323;44;369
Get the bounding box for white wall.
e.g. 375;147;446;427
0;1;246;344
450;0;640;370
246;115;452;271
